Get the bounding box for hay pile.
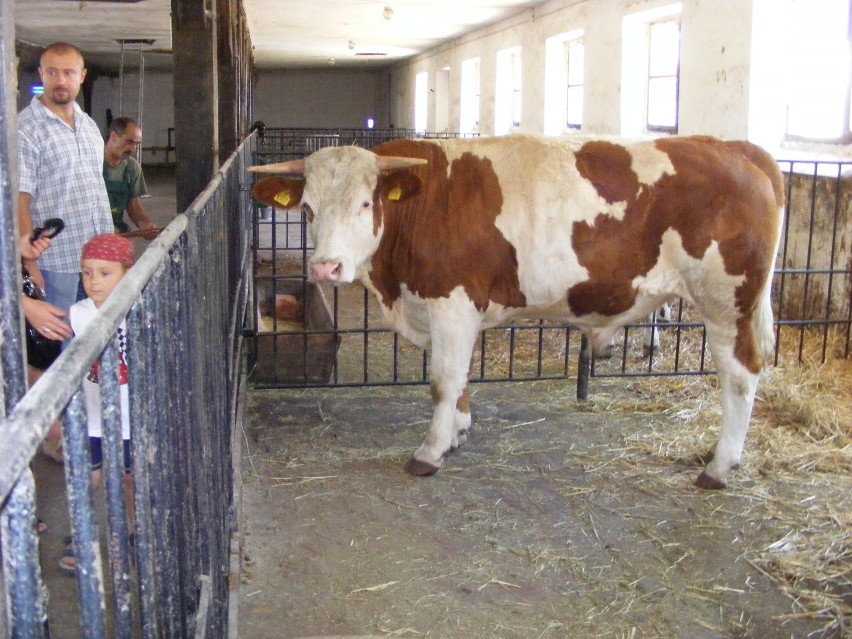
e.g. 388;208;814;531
579;329;851;637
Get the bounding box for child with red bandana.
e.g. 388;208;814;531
60;233;134;574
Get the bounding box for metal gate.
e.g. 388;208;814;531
0;132;253;637
246;132;851;391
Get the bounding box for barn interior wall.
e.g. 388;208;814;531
252;69;390;130
386;0;771;145
17;67;176;166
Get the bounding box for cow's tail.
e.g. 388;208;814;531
738;140;784;370
753;274;776;369
753;201;785;371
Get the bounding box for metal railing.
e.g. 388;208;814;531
0;138;254;636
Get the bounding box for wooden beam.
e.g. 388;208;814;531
171;0;219;211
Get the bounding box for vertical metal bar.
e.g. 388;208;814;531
99;338;134;637
478;331;487;379
536;321;544;377
507;326;516;379
62;389;107;639
576;334;590;401
362;288;370;383
798;162;820;360
148;270;181;637
673;299;684;372
821;163;843;362
127;298;160;639
775;161;795;363
0;0;50;632
1;474;49;639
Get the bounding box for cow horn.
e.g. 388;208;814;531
375;156;428;171
247;159;306;174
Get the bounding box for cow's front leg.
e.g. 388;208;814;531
406;297;481;477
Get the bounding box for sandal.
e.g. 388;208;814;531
58;542;76;576
41;440;64;464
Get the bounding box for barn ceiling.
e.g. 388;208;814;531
14;0;545;71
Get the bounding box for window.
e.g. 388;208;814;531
565;39;585;130
621;3;681;137
646;17;680;132
460;58;481;135
786;0;852;141
511;50;522;128
496;46;522;135
415;72;428;133
544;29;583;135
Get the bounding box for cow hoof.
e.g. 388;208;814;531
452;429;469;450
595;344;615;360
695;472;726;490
406;458;440;477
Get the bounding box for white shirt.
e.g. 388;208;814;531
69;297;130;439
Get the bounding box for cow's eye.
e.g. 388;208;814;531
362;201;371;210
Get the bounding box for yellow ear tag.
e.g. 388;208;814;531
388;186;403;202
273;192;291;207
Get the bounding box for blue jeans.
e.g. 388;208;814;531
42;271;84;346
42;270;85;313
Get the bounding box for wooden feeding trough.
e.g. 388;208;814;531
251;278;340;385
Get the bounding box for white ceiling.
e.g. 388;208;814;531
14;0;544;70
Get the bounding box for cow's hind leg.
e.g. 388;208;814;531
696;322;762;489
406;299;481;477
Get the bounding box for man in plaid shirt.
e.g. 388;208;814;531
18;42;114;317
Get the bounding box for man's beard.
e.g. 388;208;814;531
48;89;74;105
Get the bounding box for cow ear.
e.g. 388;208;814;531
252;177;305;209
379;172;421;203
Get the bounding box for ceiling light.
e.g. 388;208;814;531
383;5;394;20
347;40;355;50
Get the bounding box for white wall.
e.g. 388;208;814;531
386;0;784;144
679;0;754;140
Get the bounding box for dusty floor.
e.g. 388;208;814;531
237;379;846;639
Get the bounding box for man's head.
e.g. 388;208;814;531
38;42;86;108
81;234;134;307
106;117;142;161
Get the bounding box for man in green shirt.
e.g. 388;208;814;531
103;117;157;233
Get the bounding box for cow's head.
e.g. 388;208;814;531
249;146;425;283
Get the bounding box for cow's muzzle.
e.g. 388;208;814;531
310;261;344;283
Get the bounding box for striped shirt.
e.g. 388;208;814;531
18;97;114;273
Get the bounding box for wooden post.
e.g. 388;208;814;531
172;0;219;211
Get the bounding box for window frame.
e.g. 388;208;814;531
460;57;481;135
564;38;584;131
645;16;681;134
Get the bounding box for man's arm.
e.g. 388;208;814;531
18;192;34;239
18;192;45;288
126;197;157;230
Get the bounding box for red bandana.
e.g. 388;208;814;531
81;234;134;267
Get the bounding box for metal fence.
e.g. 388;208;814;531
0;140;253;636
245;132;851;390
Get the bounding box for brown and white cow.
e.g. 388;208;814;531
249;134;784;489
